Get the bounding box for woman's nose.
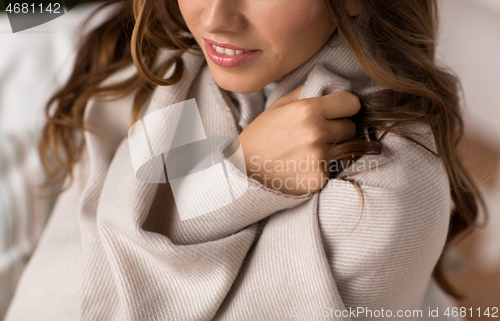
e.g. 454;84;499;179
201;0;246;34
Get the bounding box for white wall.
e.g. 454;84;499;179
0;3;111;134
472;0;500;15
437;0;500;144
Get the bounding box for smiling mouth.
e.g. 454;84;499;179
211;44;249;56
203;38;261;67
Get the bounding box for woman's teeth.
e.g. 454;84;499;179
212;45;248;56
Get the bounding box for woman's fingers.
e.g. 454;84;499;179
238;86;360;194
314;91;361;120
271;89;359;145
324;118;356;144
269;85;304;108
271;88;360;121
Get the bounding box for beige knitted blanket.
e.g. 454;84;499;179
6;35;452;321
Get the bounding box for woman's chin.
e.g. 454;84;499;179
213;78;264;95
211;73;278;95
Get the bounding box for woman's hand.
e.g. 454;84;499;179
236;86;361;195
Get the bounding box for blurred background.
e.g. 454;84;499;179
0;0;499;319
437;0;500;317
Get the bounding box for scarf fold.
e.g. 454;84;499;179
77;34;383;320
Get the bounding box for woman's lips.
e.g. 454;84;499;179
203;38;261;68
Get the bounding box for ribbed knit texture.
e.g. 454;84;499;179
0;131;57;319
5;35;451;321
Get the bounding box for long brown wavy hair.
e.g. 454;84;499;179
39;0;485;298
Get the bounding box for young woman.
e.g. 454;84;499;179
6;0;481;320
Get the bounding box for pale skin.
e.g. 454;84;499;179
178;0;362;195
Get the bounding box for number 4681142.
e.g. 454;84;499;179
444;307;498;318
5;3;61;14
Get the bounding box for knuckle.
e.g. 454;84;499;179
304;126;325;144
341;120;356;139
328;119;355;143
335;92;361;112
313;146;327;160
295;100;317;119
327;92;361;115
345;119;356;133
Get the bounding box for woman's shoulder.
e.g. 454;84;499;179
319;121;452;226
317;122;452;314
332;121;448;193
